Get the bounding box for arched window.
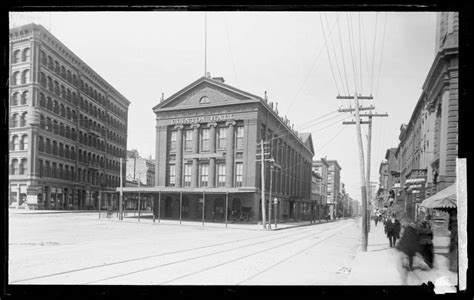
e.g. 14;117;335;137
67;70;72;83
21;91;29;105
66;107;71;120
66;126;71;139
47;97;53;110
61;85;66;99
39;72;46;87
39;136;44;152
53;101;59;114
11;92;19;106
21;134;28;150
39;159;43;177
13;50;21;63
48;56;53;69
72;110;77;122
40;114;46;129
22;48;31;62
19;159;27;175
45;138;51;153
45;161;51;177
53;120;59;134
61;66;66;78
20;112;27;127
59;143;64;157
71;147;75;160
54;61;60;73
52;141;58;156
10;113;18;128
10;135;19;150
46;118;52;132
60;104;65;117
11;159;19;175
47;76;53;91
65;145;70;159
21;70;30;84
54;81;60;95
60;123;65;136
12;71;20;85
67;89;71;102
41;51;47;65
39;93;46;107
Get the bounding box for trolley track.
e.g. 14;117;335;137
11;220;345;284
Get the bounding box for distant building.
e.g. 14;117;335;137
8;24;130;210
126;150;155;187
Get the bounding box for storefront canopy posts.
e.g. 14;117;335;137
202;192;206;227
158;192;161;223
98;191;101;219
225;192;229;228
179;191;183;224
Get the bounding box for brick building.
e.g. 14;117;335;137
126;150;155;187
118;75;314;223
9;24;130;210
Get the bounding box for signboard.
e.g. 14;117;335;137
27;195;38;204
27;185;41;195
171;114;235;125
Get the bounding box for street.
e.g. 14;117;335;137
9;212;360;285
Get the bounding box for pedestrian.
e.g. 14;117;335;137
418;216;434;269
385;213;401;247
374;214;379;227
396;222;420;271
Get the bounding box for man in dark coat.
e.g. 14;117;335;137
396;222;420;271
385;214;401;247
418;218;434;269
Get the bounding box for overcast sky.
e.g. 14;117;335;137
10;11;438;201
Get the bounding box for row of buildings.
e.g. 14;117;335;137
8;23;359;223
376;12;458;223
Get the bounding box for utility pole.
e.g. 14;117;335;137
268;163;273;230
119;157;123;221
257;139;270;230
338;93;374;251
138;172;141;222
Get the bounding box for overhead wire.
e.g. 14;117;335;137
346;12;359;94
224;14;239;87
319;12;341;96
370;12;378;95
337;14;351;95
374;12;388;102
324;13;347;96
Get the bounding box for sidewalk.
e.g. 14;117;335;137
9;208;346;231
347;220;458;293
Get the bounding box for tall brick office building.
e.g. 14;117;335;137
9;24;130;209
144;75;314;223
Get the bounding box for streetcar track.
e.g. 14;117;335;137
11;220;339;284
85;222;350;285
162;222;352;285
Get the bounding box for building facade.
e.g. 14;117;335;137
9;24;130;210
312;158;329;217
126;150;155;187
146;75;314;223
326;160;341;219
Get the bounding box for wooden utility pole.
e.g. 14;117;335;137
119;157;123;221
338;93;373;251
268;163;273;230
257;139;271;230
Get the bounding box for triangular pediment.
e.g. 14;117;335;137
154;77;260;111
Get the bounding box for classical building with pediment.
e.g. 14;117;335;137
119;75;315;224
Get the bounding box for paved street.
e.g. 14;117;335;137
9;212;360;285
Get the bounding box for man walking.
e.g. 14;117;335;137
385;213;401;247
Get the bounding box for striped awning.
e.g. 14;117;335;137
420;183;456;209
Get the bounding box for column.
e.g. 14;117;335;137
225;121;236;188
209;123;217;187
191;123;200;188
174;124;184;187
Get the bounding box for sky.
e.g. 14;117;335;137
10;11;438;201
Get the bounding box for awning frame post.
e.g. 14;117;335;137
158;192;161;223
179;192;183;224
202;192;205;227
225;192;229;228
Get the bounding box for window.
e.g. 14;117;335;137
169;164;175;187
45;161;50;177
11;159;19;175
184;164;192;187
10;114;18;128
199;96;210;104
21;70;30;84
200;163;209;187
39;136;44;152
21;135;28;150
170;130;177;152
200;128;210;151
13;50;21;63
184;130;193;152
236;126;244;149
235;162;243;187
22;48;31;62
20;91;28;105
11;135;19;150
217;163;226;187
20;112;27;127
11;92;19;106
217;127;226;150
39;159;43;177
52;162;57;178
13;71;20;85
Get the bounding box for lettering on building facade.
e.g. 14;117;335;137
171;114;236;124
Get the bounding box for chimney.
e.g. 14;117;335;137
275;102;279;114
160;92;164;102
212;77;225;83
205;72;211;78
269;102;274;110
264;91;268;102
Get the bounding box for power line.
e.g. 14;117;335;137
320;12;341;96
285;17;338;115
375;12;388;102
316;125;347;153
224;15;239;86
337;14;351;95
346;13;359;94
370;12;378;95
324;13;347;96
359;12;363;95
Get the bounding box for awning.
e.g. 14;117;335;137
420;183;457;209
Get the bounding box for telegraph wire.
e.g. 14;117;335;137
370;12;378;95
359;12;363;95
324;13;347;96
316;125;347;154
320;12;341;96
375;12;388;102
285;17;338;115
224;14;239;87
337;14;351;96
346;12;359;94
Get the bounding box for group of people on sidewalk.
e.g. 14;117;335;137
374;212;434;271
